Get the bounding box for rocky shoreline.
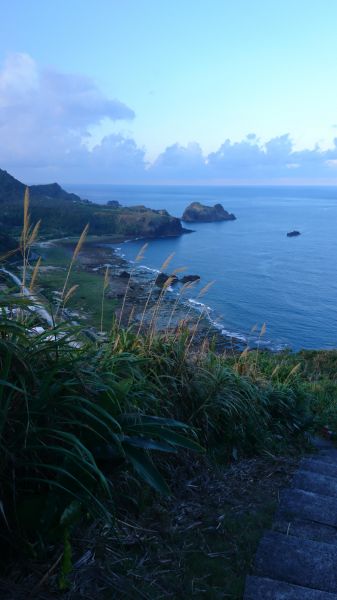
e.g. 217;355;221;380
72;239;244;352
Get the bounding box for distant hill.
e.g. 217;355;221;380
0;169;83;205
30;182;84;203
0;169;25;204
0;169;190;239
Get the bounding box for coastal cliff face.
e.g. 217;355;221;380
0;168;189;240
115;206;189;237
182;201;236;223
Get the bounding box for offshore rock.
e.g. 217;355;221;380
182;201;236;223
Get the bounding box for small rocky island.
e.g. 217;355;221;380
182;202;236;223
287;230;301;237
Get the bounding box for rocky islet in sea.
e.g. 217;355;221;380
182;201;236;223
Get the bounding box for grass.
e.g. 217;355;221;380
0;187;332;598
227;348;337;436
23;243;118;330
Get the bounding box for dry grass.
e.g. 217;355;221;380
57;223;89;316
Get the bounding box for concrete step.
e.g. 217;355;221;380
311;453;337;465
254;531;337;593
279;488;337;527
310;437;337;452
273;515;337;545
245;576;337;599
292;470;337;498
300;458;337;478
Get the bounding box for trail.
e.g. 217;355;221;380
0;268;54;326
245;438;337;599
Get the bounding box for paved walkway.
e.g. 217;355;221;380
244;439;337;599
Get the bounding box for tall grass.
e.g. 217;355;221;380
0;189;313;577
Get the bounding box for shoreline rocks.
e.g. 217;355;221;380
155;272;179;287
181;275;200;284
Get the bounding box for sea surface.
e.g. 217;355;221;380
65;184;337;351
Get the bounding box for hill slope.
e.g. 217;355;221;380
0;169;189;239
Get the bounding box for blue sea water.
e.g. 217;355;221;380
65;184;337;351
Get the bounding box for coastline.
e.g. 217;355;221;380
36;235;285;352
71;238;248;352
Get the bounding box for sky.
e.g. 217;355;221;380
1;0;337;184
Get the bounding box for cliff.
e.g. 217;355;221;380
0;169;190;239
182;202;236;223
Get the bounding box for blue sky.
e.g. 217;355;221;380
1;0;337;183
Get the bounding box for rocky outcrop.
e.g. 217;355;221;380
155;273;179;288
181;275;200;284
116;207;191;238
287;230;301;237
119;270;131;279
182;202;236;223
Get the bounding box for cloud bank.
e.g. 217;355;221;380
1;53;337;184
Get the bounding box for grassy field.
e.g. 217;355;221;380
26;242;118;330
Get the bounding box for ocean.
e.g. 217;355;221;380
65;184;337;351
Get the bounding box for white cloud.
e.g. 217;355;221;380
2;53;337;183
149;142;206;179
0;53;134;168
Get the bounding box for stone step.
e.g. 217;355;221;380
313;453;337;465
254;531;337;593
279;488;337;527
310;437;336;452
301;458;337;478
245;576;337;599
273;515;337;545
292;470;337;498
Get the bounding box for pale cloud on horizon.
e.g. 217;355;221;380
0;53;135;169
2;53;337;184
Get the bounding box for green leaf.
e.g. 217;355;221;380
60;500;82;528
125;445;170;496
122;436;177;453
120;414;190;429
151;429;205;453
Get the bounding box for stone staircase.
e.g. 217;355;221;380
244;439;337;599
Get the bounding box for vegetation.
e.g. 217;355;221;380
0;187;335;598
229;348;337;438
0;168;187;239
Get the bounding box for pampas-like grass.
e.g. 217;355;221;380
100;266;110;333
57;223;89;318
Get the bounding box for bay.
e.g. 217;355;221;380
65;184;337;351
